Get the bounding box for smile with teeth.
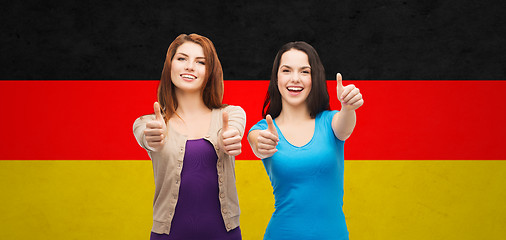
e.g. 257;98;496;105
287;86;303;92
181;74;197;80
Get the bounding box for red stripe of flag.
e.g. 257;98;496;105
0;80;505;160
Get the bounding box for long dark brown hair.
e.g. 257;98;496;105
158;33;224;122
262;41;330;119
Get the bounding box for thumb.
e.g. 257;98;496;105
336;73;344;100
154;102;163;121
222;111;229;132
266;114;277;136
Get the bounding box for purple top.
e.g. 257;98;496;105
150;138;241;240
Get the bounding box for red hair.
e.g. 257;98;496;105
158;33;224;122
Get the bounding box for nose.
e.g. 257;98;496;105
185;61;194;71
291;72;301;82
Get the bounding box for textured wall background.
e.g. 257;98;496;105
1;0;505;80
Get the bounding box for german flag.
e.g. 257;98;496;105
1;1;505;240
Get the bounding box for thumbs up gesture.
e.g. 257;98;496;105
220;111;243;156
255;114;279;159
336;73;364;111
144;102;167;152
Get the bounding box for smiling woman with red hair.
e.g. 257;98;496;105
133;33;245;240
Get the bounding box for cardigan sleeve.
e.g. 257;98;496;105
223;105;246;137
133;114;156;151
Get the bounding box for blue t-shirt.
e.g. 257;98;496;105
249;110;349;240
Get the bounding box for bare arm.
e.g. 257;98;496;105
332;73;364;141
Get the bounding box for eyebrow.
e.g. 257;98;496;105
175;52;205;59
280;65;311;69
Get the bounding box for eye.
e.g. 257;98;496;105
302;70;310;74
197;61;205;65
177;57;186;61
281;69;290;73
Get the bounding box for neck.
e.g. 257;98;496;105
277;103;312;124
174;90;209;118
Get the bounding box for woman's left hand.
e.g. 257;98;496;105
336;73;364;111
220;111;242;156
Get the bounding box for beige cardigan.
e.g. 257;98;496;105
133;105;246;234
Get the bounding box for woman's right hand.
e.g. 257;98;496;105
253;114;279;159
144;102;167;152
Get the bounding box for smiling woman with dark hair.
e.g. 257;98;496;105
249;41;364;240
263;41;329;119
